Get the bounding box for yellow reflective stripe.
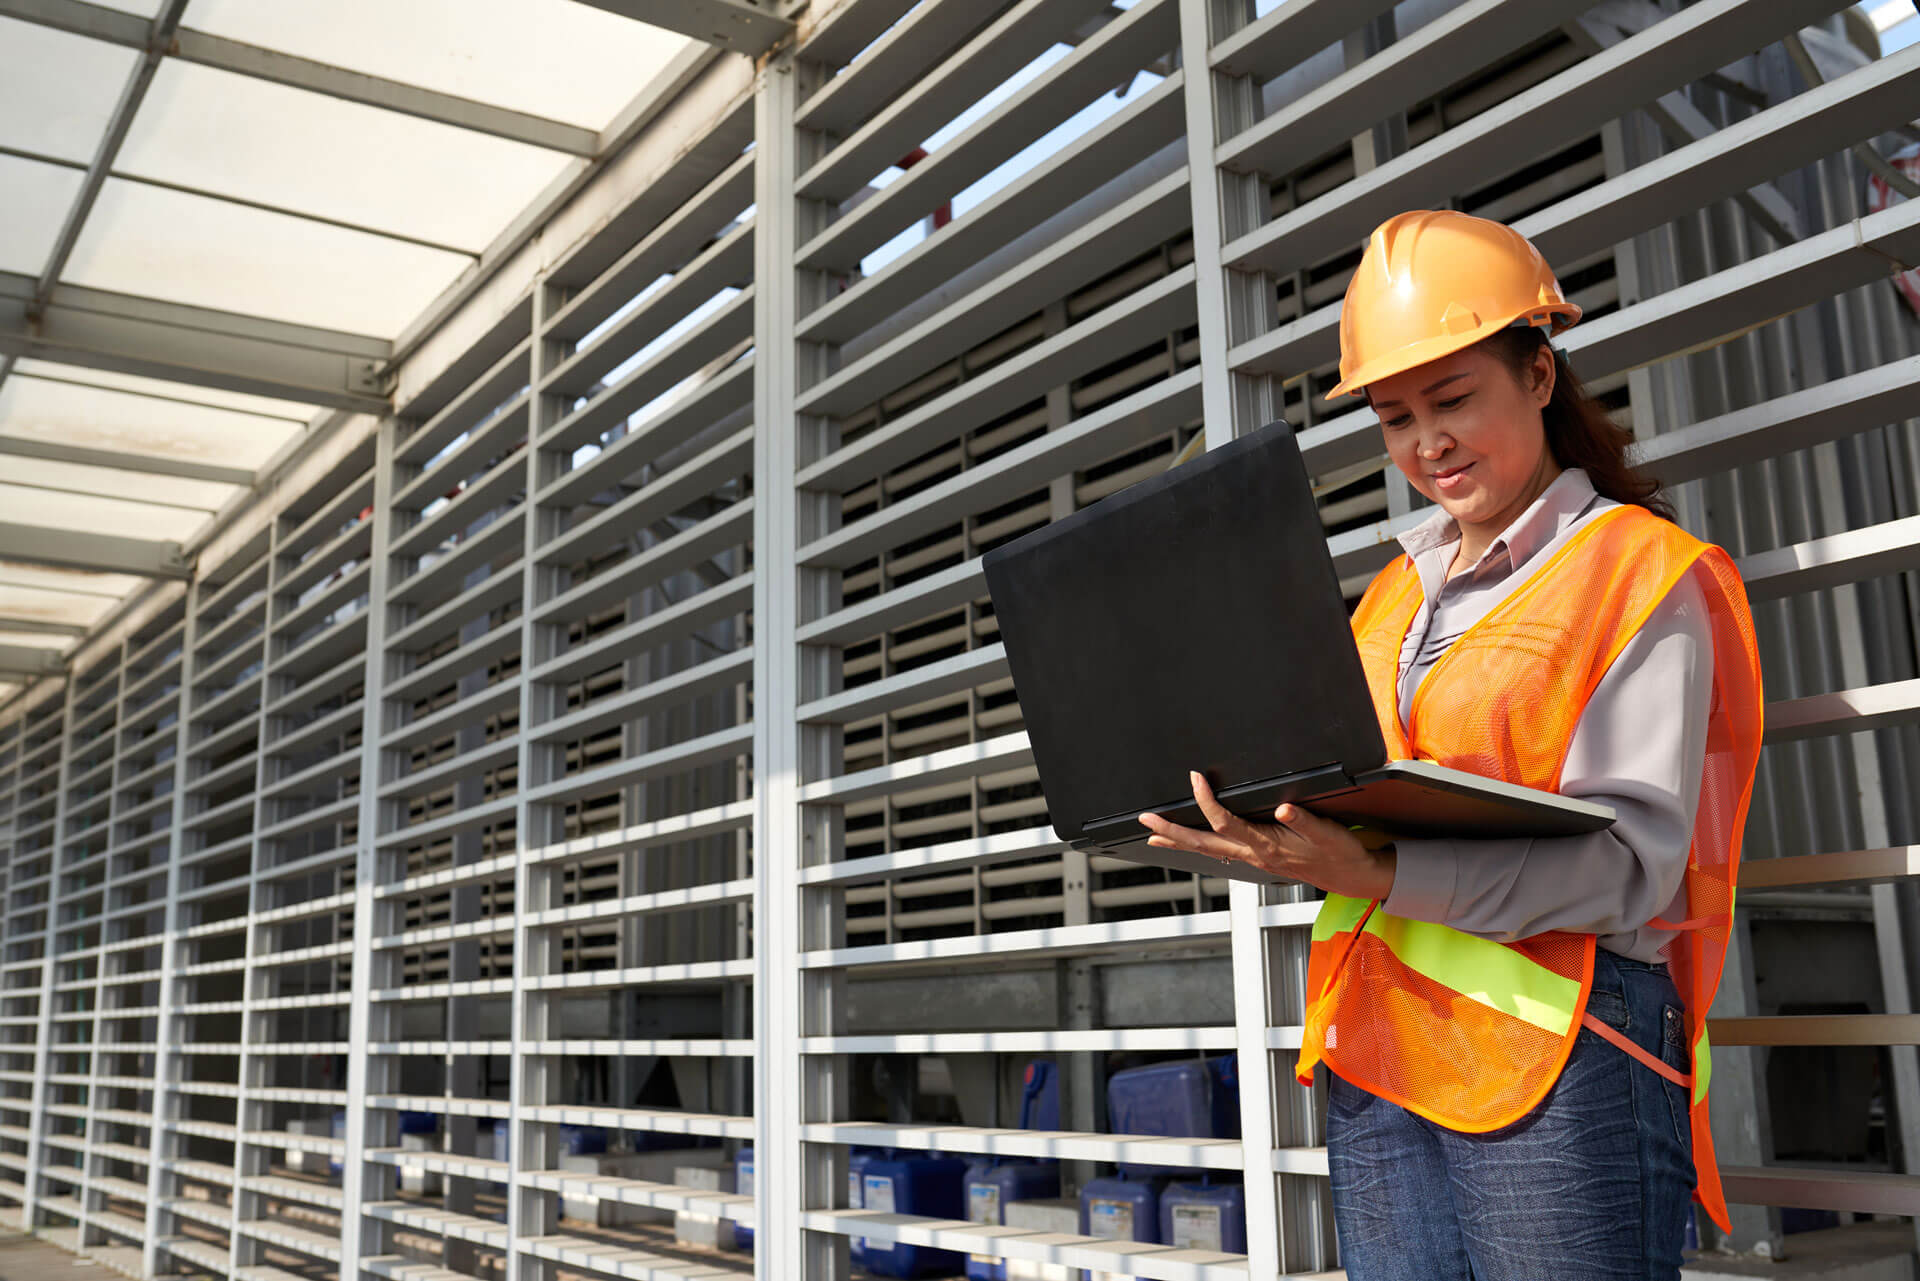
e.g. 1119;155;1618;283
1362;913;1581;1037
1692;1027;1712;1105
1312;893;1372;943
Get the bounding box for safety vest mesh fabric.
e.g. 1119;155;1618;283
1293;504;1764;1233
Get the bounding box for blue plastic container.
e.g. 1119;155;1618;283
847;1146;880;1268
964;1160;1059;1280
733;1148;755;1252
859;1154;968;1278
1019;1060;1061;1132
1107;1056;1239;1178
1079;1174;1163;1244
492;1118;509;1163
1158;1180;1247;1254
398;1111;438;1137
559;1125;607;1156
329;1111;346;1177
964;1061;1064;1281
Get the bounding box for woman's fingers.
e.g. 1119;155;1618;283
1189;771;1253;838
1274;802;1350;838
1138;811;1246;862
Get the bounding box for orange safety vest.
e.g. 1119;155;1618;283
1294;503;1764;1232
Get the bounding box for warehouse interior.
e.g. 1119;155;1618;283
1;0;1919;1278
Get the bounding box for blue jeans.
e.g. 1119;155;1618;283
1328;948;1695;1280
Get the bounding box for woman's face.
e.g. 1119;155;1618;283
1368;340;1559;535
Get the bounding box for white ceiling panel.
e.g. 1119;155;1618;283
0;373;304;472
13;359;320;421
0;484;207;542
183;0;693;129
0;581;132;630
0;17;137;164
0;154;86;275
119;63;578;253
61;179;474;337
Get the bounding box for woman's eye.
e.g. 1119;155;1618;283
1382;414;1411;429
1437;394;1470;411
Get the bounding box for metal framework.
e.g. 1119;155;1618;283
2;2;1920;1280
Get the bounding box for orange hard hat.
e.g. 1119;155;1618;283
1328;210;1581;398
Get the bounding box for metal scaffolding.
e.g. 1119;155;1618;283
1;1;1918;1279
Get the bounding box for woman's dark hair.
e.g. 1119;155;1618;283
1483;326;1674;521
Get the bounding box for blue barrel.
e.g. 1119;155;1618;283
492;1118;509;1164
559;1125;607;1156
732;1148;754;1251
859;1154;968;1278
1107;1056;1239;1178
1079;1174;1162;1244
964;1160;1059;1281
1158;1180;1247;1254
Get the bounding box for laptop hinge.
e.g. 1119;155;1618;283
1080;762;1356;844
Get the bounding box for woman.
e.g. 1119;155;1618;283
1137;210;1764;1280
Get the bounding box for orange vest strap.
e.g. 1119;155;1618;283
1579;1010;1692;1090
1648;915;1713;932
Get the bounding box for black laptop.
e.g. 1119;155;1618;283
980;419;1614;885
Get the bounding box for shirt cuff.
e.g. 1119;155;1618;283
1382;837;1461;924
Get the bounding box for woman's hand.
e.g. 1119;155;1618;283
1138;771;1398;901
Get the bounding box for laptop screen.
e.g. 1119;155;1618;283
984;422;1389;841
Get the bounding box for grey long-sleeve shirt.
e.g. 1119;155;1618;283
1378;468;1713;963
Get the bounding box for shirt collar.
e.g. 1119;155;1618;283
1396;468;1601;575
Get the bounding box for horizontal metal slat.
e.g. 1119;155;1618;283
1222;0;1852;277
798;71;1187;348
797;0;1166;253
799;267;1198;493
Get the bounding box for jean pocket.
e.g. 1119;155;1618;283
1659;1003;1694;1152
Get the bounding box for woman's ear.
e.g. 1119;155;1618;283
1530;342;1557;408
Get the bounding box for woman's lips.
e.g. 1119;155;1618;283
1432;462;1473;493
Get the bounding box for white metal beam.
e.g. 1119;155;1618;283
0;0;600;155
0;434;255;488
0;273;389;414
577;0;794;55
0;619;84;639
0;522;190;580
0;646;64;680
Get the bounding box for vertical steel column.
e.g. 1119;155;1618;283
1343;12;1415;522
509;279;568;1281
751;48;831;1281
341;419;402;1280
445;609;494;1277
1176;0;1288;1272
230;519;283;1274
22;680;77;1236
142;589;201;1278
75;643;129;1252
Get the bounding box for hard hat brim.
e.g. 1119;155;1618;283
1328;301;1581;400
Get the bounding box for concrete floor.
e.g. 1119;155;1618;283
1683;1221;1918;1280
0;1231;119;1281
